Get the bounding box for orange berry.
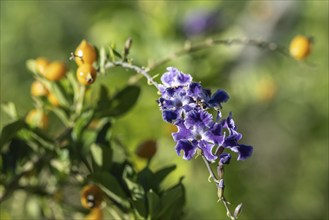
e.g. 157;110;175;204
76;63;97;85
85;208;103;220
289;35;312;60
47;93;60;106
35;57;49;76
135;140;157;159
31;81;48;97
75;40;97;66
80;184;104;209
25;109;48;130
44;61;67;81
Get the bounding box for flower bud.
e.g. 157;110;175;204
217;179;224;199
234;203;243;218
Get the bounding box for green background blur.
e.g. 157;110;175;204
1;1;328;219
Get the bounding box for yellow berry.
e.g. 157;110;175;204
135;140;157;159
31;81;48;97
289;35;312;60
44;61;67;81
75;40;97;66
47;93;60;106
80;184;104;209
76;63;97;85
85;208;103;220
25;109;48;130
35;57;49;76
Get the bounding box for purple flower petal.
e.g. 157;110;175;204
199;140;217;162
206;123;225;145
162;110;178;123
184;110;213;129
160;67;192;88
219;153;231;164
175;140;197;160
172;122;192;142
208;89;229;108
232;144;253;160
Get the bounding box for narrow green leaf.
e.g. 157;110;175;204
71;110;94;140
110;46;122;59
0;120;26;149
50;82;70;107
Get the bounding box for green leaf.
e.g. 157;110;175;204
0;120;26;150
95;120;112;144
137;167;154;191
90;172;129;206
90;144;103;167
1;138;32;174
71;110;94;140
106;85;141;117
131;197;147;218
95;85;111;116
158;183;185;219
109;45;122;59
50;81;71;107
1;102;18;119
90;143;113;170
137;165;176;194
153;165;176;186
147;190;161;219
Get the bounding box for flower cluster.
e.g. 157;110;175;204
157;67;253;162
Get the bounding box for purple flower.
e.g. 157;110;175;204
175;140;197;160
208;89;229;108
159;67;192;93
157;67;253;163
222;113;253;160
219;153;231;164
173;110;223;162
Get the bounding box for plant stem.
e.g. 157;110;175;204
202;155;219;185
201;155;236;220
75;85;86;116
104;61;159;90
148;38;289;70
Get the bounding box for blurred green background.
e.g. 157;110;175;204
1;1;328;219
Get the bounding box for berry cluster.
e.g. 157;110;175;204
157;67;253;162
74;40;98;85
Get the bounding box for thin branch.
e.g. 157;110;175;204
201;155;219;185
201;155;236;220
148;38;289;70
104;61;159;90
